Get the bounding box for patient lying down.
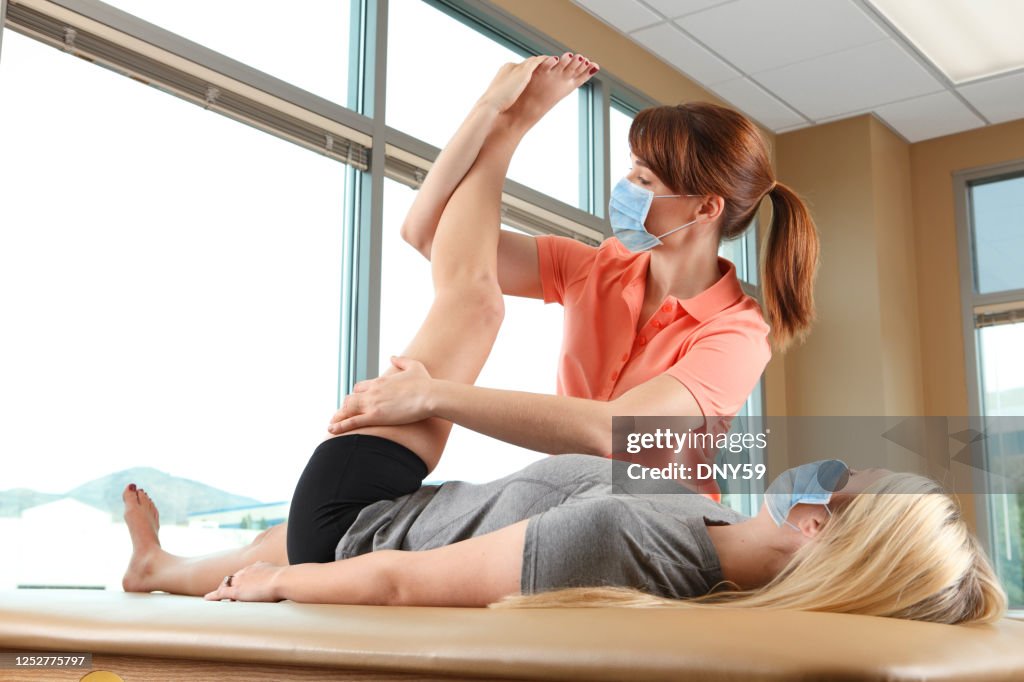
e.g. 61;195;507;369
121;54;1005;625
120;452;1006;625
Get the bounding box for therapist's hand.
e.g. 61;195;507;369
328;356;435;434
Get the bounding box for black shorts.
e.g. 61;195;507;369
286;434;427;565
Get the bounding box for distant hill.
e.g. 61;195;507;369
0;489;63;518
0;467;264;524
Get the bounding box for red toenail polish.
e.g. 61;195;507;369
129;484;136;491
589;67;598;74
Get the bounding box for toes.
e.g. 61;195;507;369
556;52;574;70
123;484;138;504
577;58;600;80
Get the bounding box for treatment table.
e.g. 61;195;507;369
1;589;1023;680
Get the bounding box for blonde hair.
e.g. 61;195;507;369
492;473;1008;625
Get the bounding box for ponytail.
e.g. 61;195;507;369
629;103;820;351
762;182;819;350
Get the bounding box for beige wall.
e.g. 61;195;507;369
774;116;924;417
910;119;1024;416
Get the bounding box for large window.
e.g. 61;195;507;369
0;30;347;589
958;166;1024;609
387;0;582;208
104;0;353;105
609;102;635;184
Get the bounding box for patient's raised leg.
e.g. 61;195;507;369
121;53;597;597
342;51;599;473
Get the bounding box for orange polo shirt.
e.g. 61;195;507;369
536;235;771;496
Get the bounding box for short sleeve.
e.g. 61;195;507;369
664;321;771;418
534;235;596;305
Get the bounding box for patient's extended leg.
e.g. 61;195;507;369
121;484;290;595
121;54;597;597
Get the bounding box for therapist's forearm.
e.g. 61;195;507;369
429;380;612;455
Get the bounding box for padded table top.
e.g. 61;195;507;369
1;589;1023;681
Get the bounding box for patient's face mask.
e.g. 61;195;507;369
764;459;850;532
608;177;702;253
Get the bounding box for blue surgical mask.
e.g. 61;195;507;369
608;177;702;253
764;459;850;532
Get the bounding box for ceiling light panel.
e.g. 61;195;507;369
868;0;1024;83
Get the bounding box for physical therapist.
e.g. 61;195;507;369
329;72;820;495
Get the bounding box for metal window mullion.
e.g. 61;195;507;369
971;288;1024;308
598;79;611;224
582;74;611;223
1;0;8;61
953;168;995;555
578;84;593;214
8;0;373;166
577;80;609;217
21;0;374;140
975;308;1024;329
341;0;388;396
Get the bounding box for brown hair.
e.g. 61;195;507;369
628;103;820;350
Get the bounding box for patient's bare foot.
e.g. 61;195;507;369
121;484;167;592
502;52;599;132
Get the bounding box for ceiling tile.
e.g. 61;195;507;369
630;23;740;85
875;92;986;143
676;0;885;74
642;0;730;19
573;0;664;33
755;40;944;120
710;78;807;130
958;71;1024;124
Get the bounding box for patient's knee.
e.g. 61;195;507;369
441;284;504;328
253;522;283;545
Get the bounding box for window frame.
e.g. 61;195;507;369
953;158;1024;612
